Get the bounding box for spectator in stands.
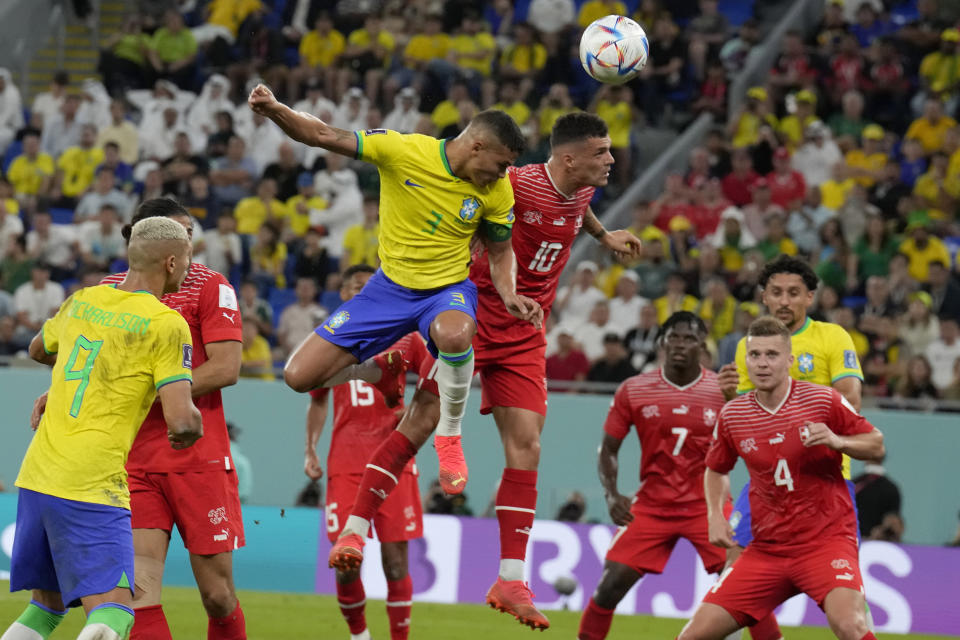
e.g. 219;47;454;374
238;279;273;338
651;174;690;231
331;87;370;132
900;138;929;188
243;113;287;175
310;153;361;265
849;2;894;49
769;30;817;98
742;179;783;242
210;135;257;208
499;22;547;104
249;220;287;294
289;13;345;101
767;147;806;210
98;14;150;94
0;201;24;261
546;327;590;391
686;0;729;82
591;85;635;190
692;62;728;120
755;212;798;261
853;455;902;541
833;306;870;359
852;212;897;281
135;166;166;206
578;0;626;28
0;69;23;157
825;33;866;108
7;131;53;203
384;12;448;106
240;320;275;381
12;261;63;350
75;167;132;223
899;213;950;284
202;210;241;278
139;105;183;162
926;317;960;391
235;177;285;239
906;97;957;155
708;206;756;274
914;151;960;211
277;276;326;357
844;124;887;188
337;14;395;105
180;175;220;230
575;300;620;362
292;227;329;290
588;332;637;384
828;89;868;144
98;142;134;194
654;271;699;324
283;173;325;239
913;28;960;117
698;275;736;343
857;275;899;335
927;260;960;321
608;271;647;335
942;358;960;401
234;9;289;100
52;124;104;207
721;148;759;206
836;184;879;248
187;75;234;140
341;196;379;269
160;132;208;201
31;70;69;130
667;216;697;272
448;11;497;106
638;16;688;125
895;354;939;400
556;261;607;330
0;234;32;293
719;18;760;76
205;110;237;160
40;94;82;159
78;204;124;270
263;143;305;203
779;90;819;149
492;82;533;142
430;83;470;137
792;121;842;188
900;291;940;358
624;302;660;372
26;210;77;280
867;38;911;131
870;160;911;220
147;9;198;90
716;302;758;367
381;87;421;134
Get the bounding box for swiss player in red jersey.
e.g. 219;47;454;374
327;113;642;630
305;265;433;640
578;312;728;640
678;317;884;640
101;199;246;640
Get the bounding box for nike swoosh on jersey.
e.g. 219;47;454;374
404;178;425;188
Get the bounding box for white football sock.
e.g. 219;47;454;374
75;624;121;640
344;515;371;538
1;623;43;640
499;559;524;581
436;348;474;437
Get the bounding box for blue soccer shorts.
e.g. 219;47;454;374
730;479;860;546
10;488;135;608
317;269;478;363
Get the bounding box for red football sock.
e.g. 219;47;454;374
131;605;172;640
860;634;878;640
749;613;782;640
208;601;246;640
578;598;615;640
386;576;413;640
353;431;418;522
495;468;538;561
337;578;367;635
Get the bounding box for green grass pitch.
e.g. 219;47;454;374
0;582;954;639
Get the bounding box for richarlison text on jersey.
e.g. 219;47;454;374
69;298;152;335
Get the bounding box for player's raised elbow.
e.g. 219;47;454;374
27;332;49;364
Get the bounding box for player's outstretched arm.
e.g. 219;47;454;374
27;332;56;366
483;234;543;329
582;207;642;262
802;421;885;461
304;391;328;480
598;434;634;526
248;84;358;157
705;468;735;548
158;380;203;450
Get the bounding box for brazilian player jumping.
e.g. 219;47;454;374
248;84;542;488
3;217;202;640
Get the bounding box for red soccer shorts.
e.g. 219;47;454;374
477;350;548;417
416;352;439;396
606;507;728;575
702;538;864;626
129;469;245;555
325;469;423;544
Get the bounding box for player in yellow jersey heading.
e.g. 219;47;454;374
249;83;541;492
716;254;864;640
4;217;202;640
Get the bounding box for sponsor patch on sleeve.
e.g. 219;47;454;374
843;349;857;369
182;344;193;369
219;284;238;311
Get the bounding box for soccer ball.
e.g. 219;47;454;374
579;15;649;84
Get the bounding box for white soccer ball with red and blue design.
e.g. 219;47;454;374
579;15;649;84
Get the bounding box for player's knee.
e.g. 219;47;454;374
382;561;408;582
431;319;475;354
283;360;313;393
198;584;237;618
830;614;868;640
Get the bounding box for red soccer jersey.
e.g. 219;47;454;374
706;380;875;550
766;170;806;209
604;368;726;515
311;333;430;477
471;163;594;361
102;264;243;472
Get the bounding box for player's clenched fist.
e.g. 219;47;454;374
800;420;842;449
605;493;634;527
716;363;739;400
708;514;736;548
168;423;203;450
304;449;324;480
248;83;279;117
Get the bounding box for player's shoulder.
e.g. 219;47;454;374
792;379;837;401
619;369;664;394
719;392;755;418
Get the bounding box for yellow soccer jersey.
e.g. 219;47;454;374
354;129;515;289
735;316;863;478
16;285;193;509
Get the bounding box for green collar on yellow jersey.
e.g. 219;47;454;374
107;283;151;295
793;316;812;336
440;139;456;179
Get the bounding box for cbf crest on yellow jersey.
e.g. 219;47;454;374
16;285;193;509
354;128;515;290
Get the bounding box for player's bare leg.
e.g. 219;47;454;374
486;406;549;630
189;551;246;639
721;546;781;640
329;390;441;571
285;334;407;406
1;590;66;640
130;528;172;640
333;567;370;640
381;542;413;640
823;588;874;640
676;602;742;640
430;310;477;494
578;560;643;639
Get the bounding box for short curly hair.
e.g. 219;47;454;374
758;254;819;292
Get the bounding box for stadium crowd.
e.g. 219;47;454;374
0;0;959;408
